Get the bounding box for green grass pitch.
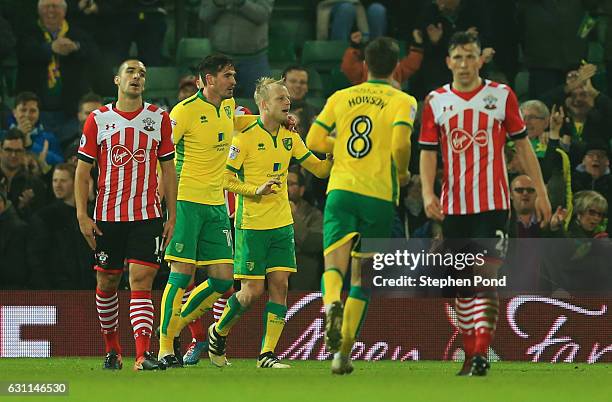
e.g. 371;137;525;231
1;358;611;402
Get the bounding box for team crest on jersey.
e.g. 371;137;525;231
483;94;498;110
224;106;232;118
229;145;240;160
96;251;109;268
449;128;488;153
142;117;156;131
79;134;87;148
111;144;147;167
282;138;293;151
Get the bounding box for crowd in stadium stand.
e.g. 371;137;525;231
1;0;612;295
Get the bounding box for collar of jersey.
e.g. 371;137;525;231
367;79;392;86
257;117;280;147
196;89;223;116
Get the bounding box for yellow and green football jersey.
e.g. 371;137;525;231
171;91;237;205
314;80;417;203
226;118;312;230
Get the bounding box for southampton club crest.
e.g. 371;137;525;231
224;106;232;118
96;251;109;268
483;94;498;110
282;137;293;151
142;117;156;131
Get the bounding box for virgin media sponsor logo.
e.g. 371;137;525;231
449;128;488;153
111;144;146;167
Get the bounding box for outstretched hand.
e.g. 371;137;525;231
256;179;281;195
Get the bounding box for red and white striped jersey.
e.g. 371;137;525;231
78;103;175;222
419;80;526;215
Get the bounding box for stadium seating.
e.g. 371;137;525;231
301;40;346;72
143;66;180;106
269;37;298;70
176;38;213;72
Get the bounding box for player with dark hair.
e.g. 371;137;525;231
419;32;551;376
307;36;417;375
156;54;260;367
75;59;178;371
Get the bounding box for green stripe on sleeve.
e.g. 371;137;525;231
295;151;313;164
314;120;334;132
392;121;413;128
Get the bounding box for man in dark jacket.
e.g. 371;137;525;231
0;191;30;289
30;163;94;289
16;0;94;131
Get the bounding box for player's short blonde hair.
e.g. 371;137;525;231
254;77;285;108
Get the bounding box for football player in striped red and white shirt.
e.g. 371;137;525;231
75;59;178;371
419;32;551;376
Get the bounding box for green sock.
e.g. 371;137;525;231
215;294;247;336
179;277;233;329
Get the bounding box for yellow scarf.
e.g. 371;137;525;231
40;19;69;89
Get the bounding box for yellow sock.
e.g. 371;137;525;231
321;269;343;306
158;272;190;358
178;277;233;330
260;302;288;355
340;286;369;356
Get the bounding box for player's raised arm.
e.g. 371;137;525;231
306;96;336;153
513;137;552;226
293;133;333;179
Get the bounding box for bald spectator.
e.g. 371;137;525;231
17;0;94;132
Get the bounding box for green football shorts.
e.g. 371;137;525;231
323;189;394;257
165;200;233;266
234;224;297;279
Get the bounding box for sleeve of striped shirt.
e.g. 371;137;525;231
158;112;175;161
504;87;527;138
418;97;439;150
77;113;98;163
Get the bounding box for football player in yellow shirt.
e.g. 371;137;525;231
206;77;332;369
157;54;256;367
306;37;417;374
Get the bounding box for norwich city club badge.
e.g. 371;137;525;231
282;138;293;151
224;106;232;118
